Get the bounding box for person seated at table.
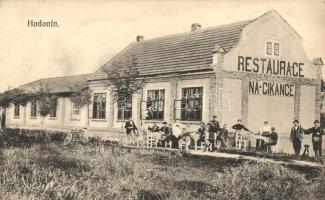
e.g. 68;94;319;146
158;121;171;147
217;123;228;149
262;127;278;152
232;119;250;131
171;119;184;148
197;122;206;145
148;122;160;132
257;121;272;150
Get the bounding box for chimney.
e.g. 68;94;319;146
136;35;144;42
191;23;201;32
312;57;323;66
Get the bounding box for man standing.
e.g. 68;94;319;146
207;115;220;151
304;120;324;159
124;119;138;145
290;120;304;158
217;123;228;149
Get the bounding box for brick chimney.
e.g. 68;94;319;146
136;35;144;42
191;23;201;32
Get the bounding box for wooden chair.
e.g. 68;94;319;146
235;131;248;150
179;135;191;150
164;140;172;149
189;132;201;150
146;132;161;148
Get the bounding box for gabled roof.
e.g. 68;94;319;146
88;19;252;80
19;74;90;94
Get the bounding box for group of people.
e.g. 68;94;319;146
290;119;324;159
123;116;324;159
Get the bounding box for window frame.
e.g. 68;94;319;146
117;94;132;121
92;93;106;119
273;42;280;56
30;100;37;118
180;87;203;121
265;41;280;57
71;102;80;120
14;104;20;117
49;99;57;118
145;89;165;121
266;42;273;55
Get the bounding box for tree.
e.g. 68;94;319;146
0;84;58;117
69;85;91;109
102;57;145;102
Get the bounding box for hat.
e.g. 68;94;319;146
293;119;299;123
163;121;167;124
314;120;320;124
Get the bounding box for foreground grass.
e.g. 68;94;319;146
0;142;323;200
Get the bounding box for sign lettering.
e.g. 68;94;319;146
238;56;304;78
248;81;295;97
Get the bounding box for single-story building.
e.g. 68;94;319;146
4;9;323;153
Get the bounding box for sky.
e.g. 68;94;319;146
0;0;324;92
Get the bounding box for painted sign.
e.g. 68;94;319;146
238;56;304;78
248;81;295;97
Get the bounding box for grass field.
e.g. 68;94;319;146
0;138;324;200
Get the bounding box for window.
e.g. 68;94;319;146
71;102;80;119
14;104;20;117
30;101;37;118
266;42;273;55
92;93;106;119
266;42;280;56
181;87;203;121
274;43;280;56
146;89;165;120
117;95;132;120
49;99;57;118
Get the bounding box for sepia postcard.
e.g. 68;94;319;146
0;0;324;199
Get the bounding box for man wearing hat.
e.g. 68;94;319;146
290;119;304;157
304;120;324;159
207;115;220;151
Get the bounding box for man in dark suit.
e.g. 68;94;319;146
148;122;160;132
232;119;250;131
305;120;324;159
159;121;171;147
124;119;138;145
290;120;304;158
207;115;220;151
124;119;138;135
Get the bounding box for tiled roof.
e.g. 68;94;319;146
19;74;90;94
89;20;252;80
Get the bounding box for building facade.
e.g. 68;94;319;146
4;10;323;153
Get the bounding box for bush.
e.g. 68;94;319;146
0;137;323;200
211;163;318;200
0;128;67;147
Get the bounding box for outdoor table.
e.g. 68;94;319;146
250;134;270;149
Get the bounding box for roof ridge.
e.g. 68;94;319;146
136;19;252;44
37;73;91;81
